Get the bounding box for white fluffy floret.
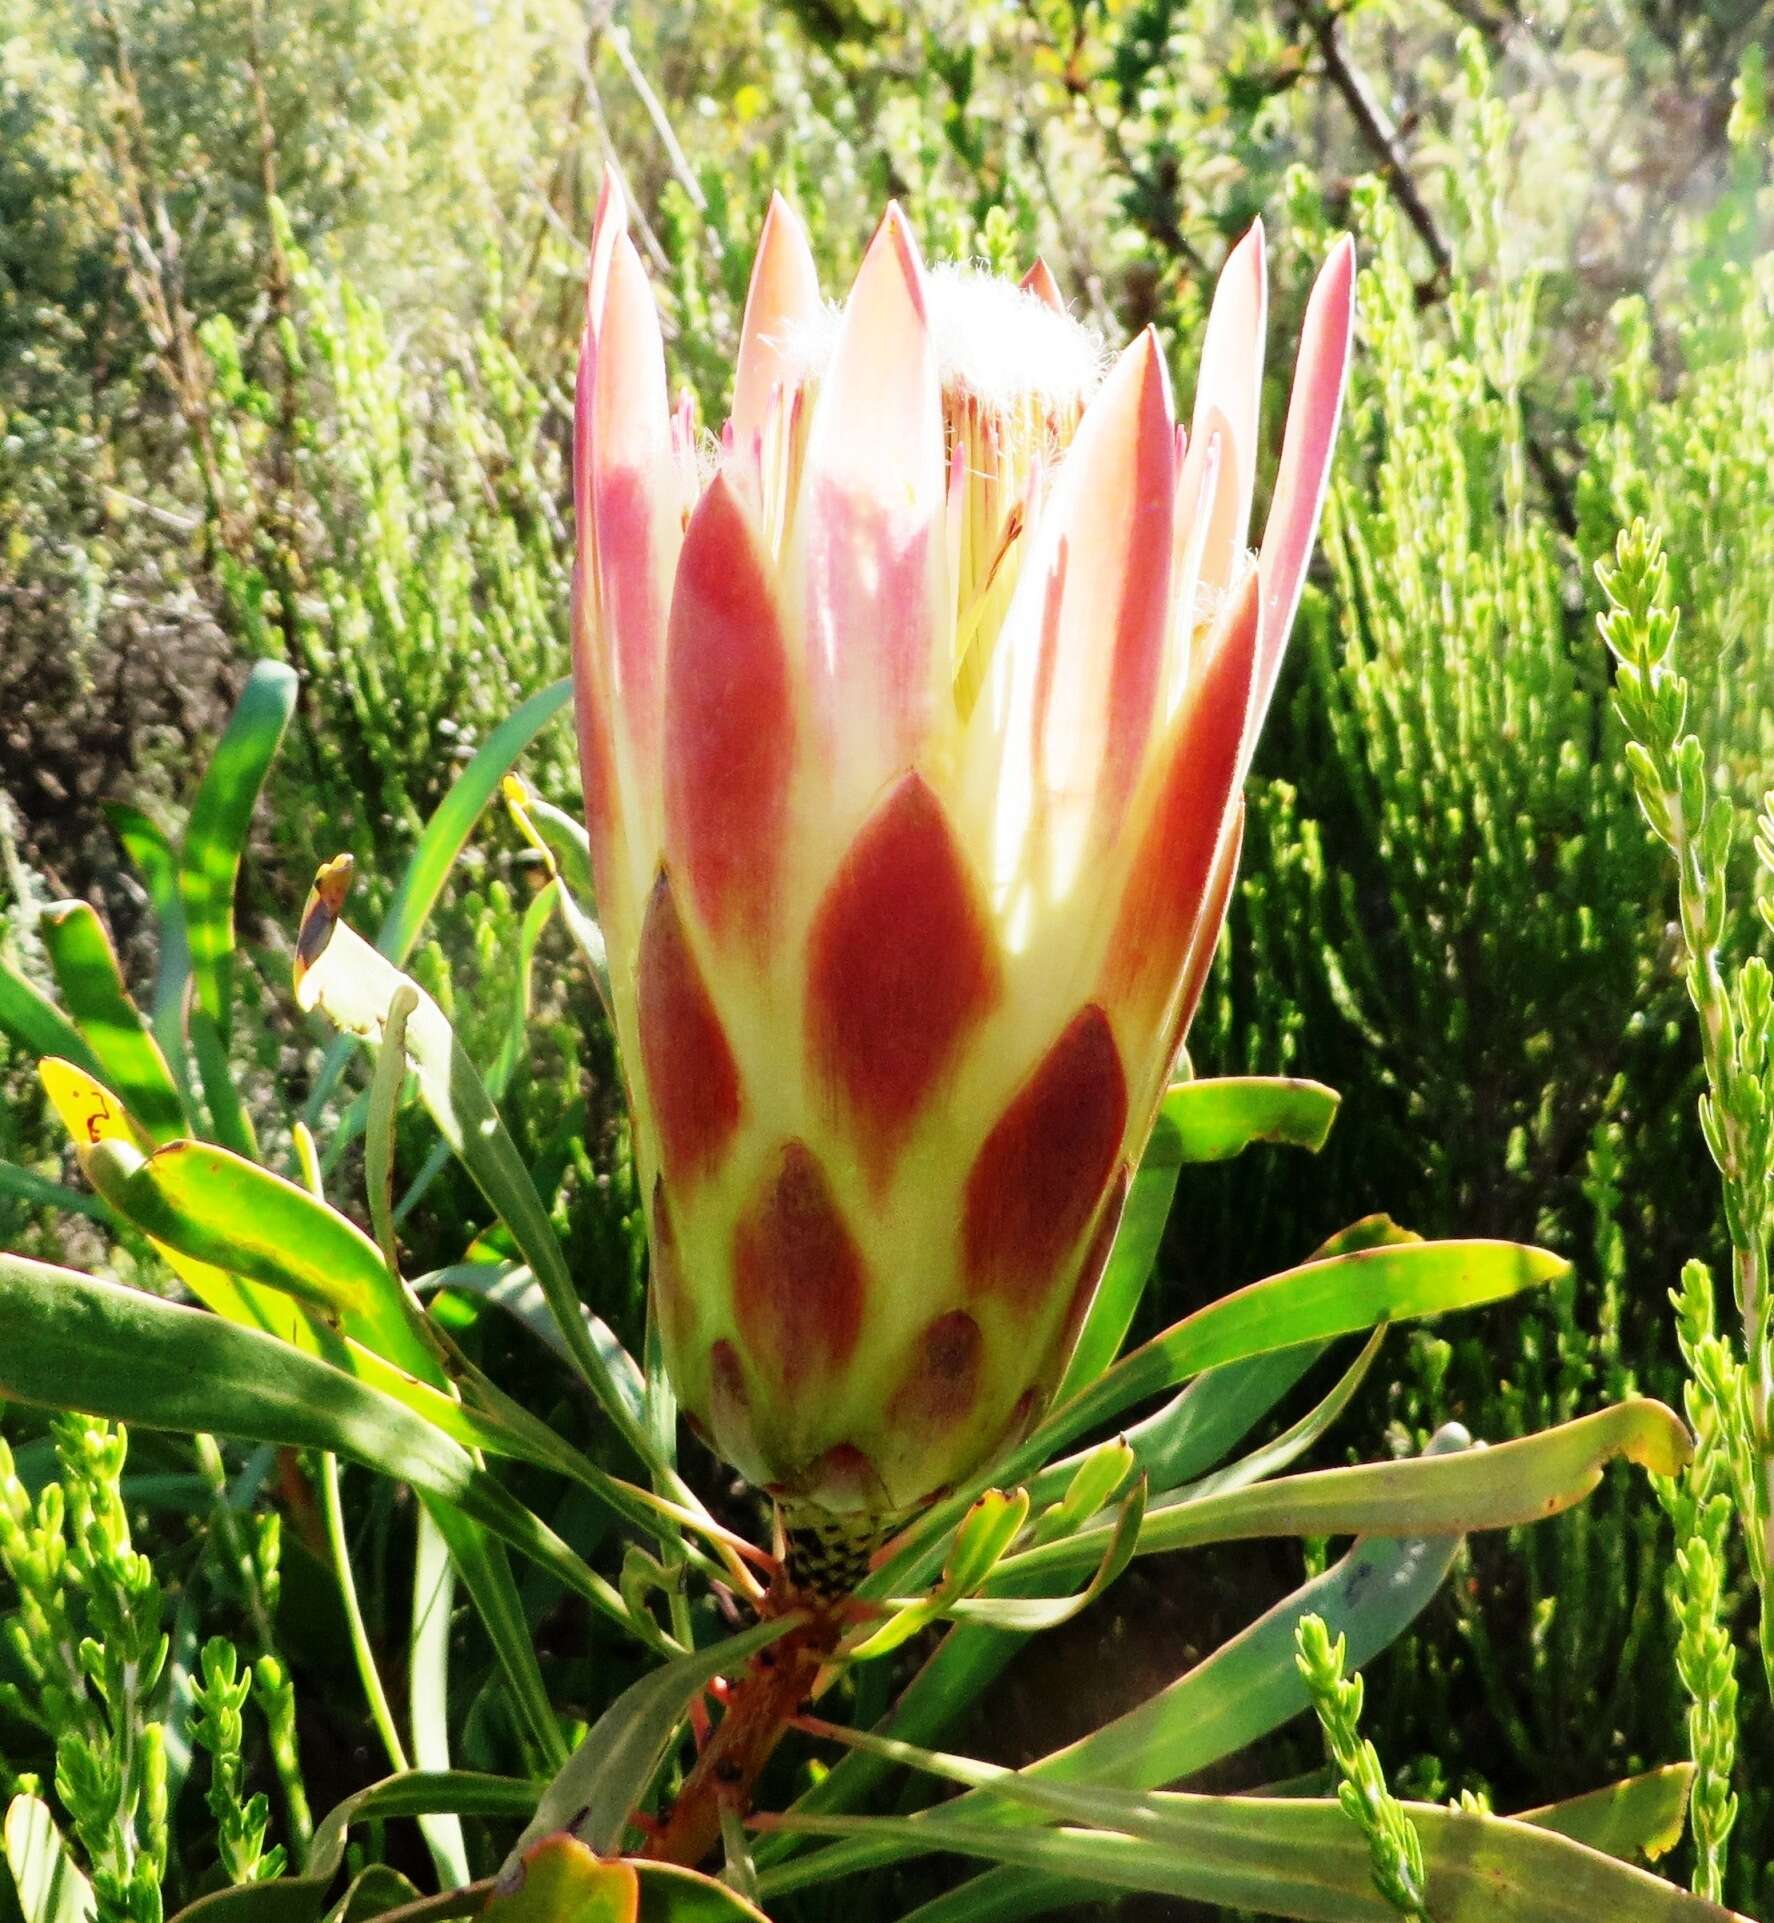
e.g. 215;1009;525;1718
771;261;1107;416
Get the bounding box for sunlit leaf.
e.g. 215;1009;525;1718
942;1475;1145;1632
304;677;572;1124
759;1435;1470;1901
3;1795;94;1923
765;1771;1741;1923
999;1399;1690;1582
106;800;195;1097
179;659;297;1039
39;901;188;1141
0;954;106;1081
1160;1074;1341;1162
293;863;658;1473
0;1254;634;1636
1518;1765;1693;1864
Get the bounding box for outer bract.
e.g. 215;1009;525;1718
573;183;1354;1552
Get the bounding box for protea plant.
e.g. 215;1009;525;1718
573;180;1354;1583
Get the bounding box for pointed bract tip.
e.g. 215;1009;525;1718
1223;215;1267;279
585;168;631;331
592;165;628;239
1100;323;1176;426
1318;232;1357;314
863;200;928;316
1019;255;1064;311
762;188;809;239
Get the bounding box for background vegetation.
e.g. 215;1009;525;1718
3;0;1772;1913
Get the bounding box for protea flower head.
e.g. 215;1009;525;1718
573;180;1353;1556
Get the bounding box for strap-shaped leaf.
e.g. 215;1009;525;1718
0;954;106;1080
293;863;660;1477
486;1834;768;1923
940;1476;1146;1633
105;801;195;1097
878;1235;1565;1605
1160;1074;1341;1162
764;1769;1739;1923
1519;1766;1693;1863
1057;1075;1342;1402
0;1254;634;1637
3;1794;94;1923
303;677;572;1125
1038;1235;1568;1470
759;1448;1468;1898
39;902;188;1141
179;660;297;1040
997;1398;1690;1583
502;775;610;1006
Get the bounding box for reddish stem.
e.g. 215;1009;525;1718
643;1607;843;1867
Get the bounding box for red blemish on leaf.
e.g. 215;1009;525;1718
807;773;1000;1181
886;1309;984;1433
665;475;794;947
964;1006;1128;1311
636;873;742;1185
733;1141;867;1388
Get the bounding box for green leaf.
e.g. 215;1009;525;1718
0;1158;111;1224
106;800;195;1095
1159;1327;1384;1510
942;1475;1146;1632
880;1234;1559;1609
410;1508;471;1885
513;1616;801;1862
501;775;609;1001
1057;1077;1342;1402
0;954;105;1081
1000;1399;1690;1584
413;1264;643;1425
39;901;188;1141
630;1862;771;1922
3;1795;94;1923
394;879;559;1227
170;1771;537;1923
420;1499;571;1772
1038;1237;1569;1472
759;1439;1469;1904
769;1781;1744;1923
501;775;597;902
367;984;418;1273
848;1488;1033;1661
1054;1102;1186;1403
321;1867;420;1923
179;659;297;1043
293;869;658;1472
1518;1766;1693;1864
82;1130;434;1378
767;1349;1331;1871
377;681;572;965
0;1253;635;1636
1160;1075;1341;1162
303;678;572;1125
